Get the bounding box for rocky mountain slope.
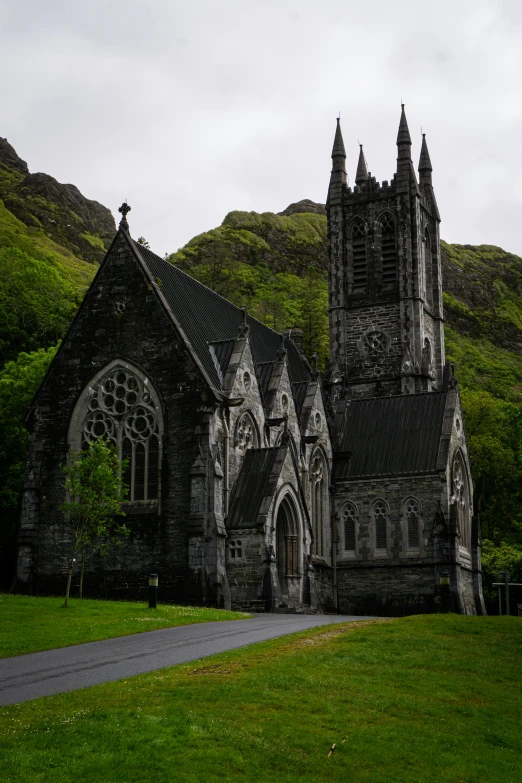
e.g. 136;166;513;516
0;137;115;264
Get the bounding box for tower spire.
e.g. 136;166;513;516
355;144;368;186
329;118;347;189
395;104;418;193
397;104;412;149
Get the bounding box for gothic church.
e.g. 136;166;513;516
15;107;486;615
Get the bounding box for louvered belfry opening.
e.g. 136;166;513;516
351;219;368;289
380;213;397;285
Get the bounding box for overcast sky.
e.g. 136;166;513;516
2;0;522;256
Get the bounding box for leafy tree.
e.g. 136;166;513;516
0;345;57;587
481;540;522;599
60;439;128;606
137;237;150;248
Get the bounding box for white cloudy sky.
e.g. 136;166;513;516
2;0;522;256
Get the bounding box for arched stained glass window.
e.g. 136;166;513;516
72;363;162;503
452;451;469;549
311;451;327;557
351;219;368;289
380;213;397;285
373;500;388;550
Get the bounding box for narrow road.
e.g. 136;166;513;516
0;614;370;706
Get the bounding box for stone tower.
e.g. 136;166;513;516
326;107;445;400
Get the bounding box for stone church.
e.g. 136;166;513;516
15;107;485;615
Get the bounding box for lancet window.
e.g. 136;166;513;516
373;500;388;551
72;364;162;503
452;451;469;549
405;498;420;549
342;503;357;553
351;219;368;289
380;213;397;285
311;450;327;557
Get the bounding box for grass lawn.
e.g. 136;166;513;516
0;594;251;658
1;615;521;782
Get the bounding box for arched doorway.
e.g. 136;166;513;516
275;495;299;594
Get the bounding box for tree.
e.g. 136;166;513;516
0;345;58;588
60;439;128;606
137;237;150;248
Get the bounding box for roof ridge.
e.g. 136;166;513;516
347;390;446;403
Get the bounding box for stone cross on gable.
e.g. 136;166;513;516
118;202;131;229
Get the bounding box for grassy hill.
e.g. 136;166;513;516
0;141;521;588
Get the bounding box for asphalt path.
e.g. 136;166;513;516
0;613;372;706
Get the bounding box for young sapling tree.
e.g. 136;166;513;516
60;438;128;607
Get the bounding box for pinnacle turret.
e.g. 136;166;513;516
418;133;433;174
355;145;368;186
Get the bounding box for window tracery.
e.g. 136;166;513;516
76;365;162;503
311;450;327;557
405;498;420;549
452;451;469;548
373;500;388;551
342;503;357;552
234;411;258;450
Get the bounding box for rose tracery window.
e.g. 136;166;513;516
364;330;387;356
234;412;258;450
79;365;161;503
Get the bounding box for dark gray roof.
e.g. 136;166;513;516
337;392;447;479
256;362;274;401
227;447;280;528
292;381;309;418
135;242;311;392
209;339;235;382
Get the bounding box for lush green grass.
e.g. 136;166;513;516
1;615;520;782
0;594;250;658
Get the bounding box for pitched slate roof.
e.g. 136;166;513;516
292;381;309;418
134;242;311;393
227;447;280;528
336;392;447;479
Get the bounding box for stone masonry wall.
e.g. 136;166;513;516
18;233;209;602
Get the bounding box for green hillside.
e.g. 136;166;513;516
0;139;521;592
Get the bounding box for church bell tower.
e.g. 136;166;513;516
326;106;445;400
